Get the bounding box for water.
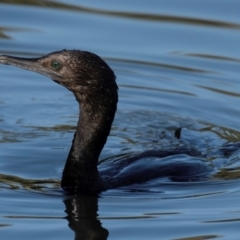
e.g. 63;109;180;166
1;0;240;239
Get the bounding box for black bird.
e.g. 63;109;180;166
0;50;210;193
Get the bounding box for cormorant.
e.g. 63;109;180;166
0;50;210;193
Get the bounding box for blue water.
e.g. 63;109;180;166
1;1;240;239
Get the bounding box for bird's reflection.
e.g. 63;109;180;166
64;195;108;240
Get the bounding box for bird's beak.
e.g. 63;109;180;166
0;55;62;81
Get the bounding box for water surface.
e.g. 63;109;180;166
1;1;240;239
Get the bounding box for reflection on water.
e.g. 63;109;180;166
0;173;59;190
1;0;240;29
64;195;108;240
0;27;11;39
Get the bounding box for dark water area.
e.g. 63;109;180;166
1;0;240;239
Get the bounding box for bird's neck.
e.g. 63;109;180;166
61;91;117;192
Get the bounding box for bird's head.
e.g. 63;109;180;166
0;50;118;101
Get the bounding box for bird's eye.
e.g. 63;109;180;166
51;60;61;71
